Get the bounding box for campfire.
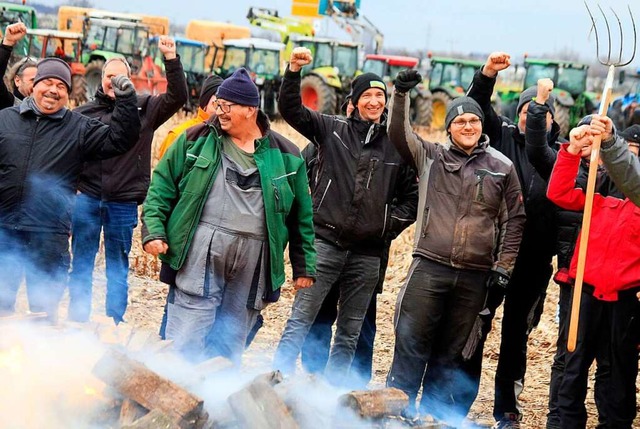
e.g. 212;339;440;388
0;315;450;429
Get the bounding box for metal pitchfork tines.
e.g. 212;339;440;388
567;3;637;353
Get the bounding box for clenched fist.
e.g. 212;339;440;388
536;78;554;105
158;35;177;60
568;125;593;156
111;75;135;97
2;22;27;47
143;239;169;257
289;47;313;73
482;52;511;78
395;69;422;93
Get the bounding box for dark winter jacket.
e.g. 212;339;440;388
74;56;188;204
0;44;18;109
467;69;560;260
0;95;141;233
279;67;418;256
388;89;526;275
601;132;640;207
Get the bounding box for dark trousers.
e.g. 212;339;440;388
68;193;138;323
0;228;70;317
558;289;639;429
386;256;489;425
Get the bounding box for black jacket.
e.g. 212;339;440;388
279;67;418;256
467;69;560;260
525;100;623;270
74;56;188;204
0;44;18;109
0;95;141;233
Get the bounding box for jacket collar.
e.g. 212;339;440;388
207;109;272;147
94;88;115;106
444;133;491;156
19;97;67;119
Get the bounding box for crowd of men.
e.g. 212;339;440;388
0;18;638;428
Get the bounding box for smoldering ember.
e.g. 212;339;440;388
0;317;450;429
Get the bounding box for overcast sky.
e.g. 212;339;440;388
35;0;640;66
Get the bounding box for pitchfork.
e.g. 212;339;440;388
567;3;637;353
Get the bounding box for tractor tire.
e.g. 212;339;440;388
554;102;571;137
410;94;432;126
430;91;453;130
300;74;337;114
84;60;104;101
70;74;88;107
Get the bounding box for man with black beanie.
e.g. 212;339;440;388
274;47;418;386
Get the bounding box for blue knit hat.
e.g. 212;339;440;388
216;68;260;107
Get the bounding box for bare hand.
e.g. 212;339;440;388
482;52;511;78
143;239;169;256
568;125;593;155
293;276;314;290
536;78;554;105
589;114;614;142
289;47;313;73
3;22;27;47
158;36;177;60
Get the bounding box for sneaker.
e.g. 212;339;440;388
492;413;521;429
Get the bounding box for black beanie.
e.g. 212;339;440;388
199;74;223;109
620;124;640;144
350;72;387;105
445;96;484;130
34;58;72;91
216;68;260;107
517;85;556;117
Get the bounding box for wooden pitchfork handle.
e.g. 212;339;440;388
567;65;614;353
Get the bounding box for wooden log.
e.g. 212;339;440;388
119;399;148;426
228;379;298;429
93;349;206;428
122;409;180;429
339;388;408;419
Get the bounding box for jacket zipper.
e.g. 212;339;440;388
317;179;332;210
381;203;388;237
366;159;378;189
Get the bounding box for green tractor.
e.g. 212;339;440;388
520;58;599;136
213;37;284;118
0;2;37;58
362;53;431;125
427;56;484;130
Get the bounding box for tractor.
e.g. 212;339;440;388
520;58;599;136
362;53;431;125
151;36;209;112
23;28;87;106
0;2;37;58
212;37;284;118
426;56;484;130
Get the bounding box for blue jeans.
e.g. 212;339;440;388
68;193;138;323
274;238;380;386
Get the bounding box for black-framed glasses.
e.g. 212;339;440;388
215;101;238;113
451;118;482;128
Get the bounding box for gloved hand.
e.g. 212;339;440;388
111;75;135;97
395;69;422;93
487;268;510;290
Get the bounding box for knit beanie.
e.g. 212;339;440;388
445;96;484;130
517;85;556;117
34;58;72;91
350;72;387;105
199;74;224;109
620;124;640;144
216;68;260;107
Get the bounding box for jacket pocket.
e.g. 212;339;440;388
272;174;295;214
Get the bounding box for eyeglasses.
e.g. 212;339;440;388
214;101;238;114
451;118;482;128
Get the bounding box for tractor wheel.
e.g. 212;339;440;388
300;74;337;114
410;94;432;126
84;60;104;101
554;102;571;137
70;74;88;107
430;91;453;130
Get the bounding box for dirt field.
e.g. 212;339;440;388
13;116;639;428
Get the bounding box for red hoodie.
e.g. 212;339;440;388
547;145;640;301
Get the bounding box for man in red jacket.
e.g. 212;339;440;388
547;115;640;429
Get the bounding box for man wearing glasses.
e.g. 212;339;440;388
0;23;36;108
386;69;525;426
141;68;316;362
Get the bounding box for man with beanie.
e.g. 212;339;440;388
273;47;418;386
67;36;187;325
141;67;316;362
385;69;524;426
157;74;224;159
0;22;36;108
0;57;141;319
461;52;563;428
601;123;640;206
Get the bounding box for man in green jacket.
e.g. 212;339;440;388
142;68;316;362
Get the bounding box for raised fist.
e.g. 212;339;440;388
482;52;511;78
158;36;176;60
111;75;135;97
2;22;27;47
568;125;593;156
289;47;313;73
395;69;422;93
536;78;554;104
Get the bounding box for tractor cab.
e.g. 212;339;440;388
0;2;37;58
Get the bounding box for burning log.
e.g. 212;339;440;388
119;399;148;426
93;349;208;428
228;376;298;429
339;388;409;419
122;409;180;429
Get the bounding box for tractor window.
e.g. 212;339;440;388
222;47;247;75
28;35;45;58
524;64;557;89
177;44;206;74
334;46;357;77
441;64;461;86
87;24;107;50
460;66;476;91
115;28;136;55
103;27;118;52
388;65;405;81
429;62;443;90
314;43;333;68
557;67;587;95
249;49;280;77
362;60;385;77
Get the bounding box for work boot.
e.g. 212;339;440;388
492;413;521;429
